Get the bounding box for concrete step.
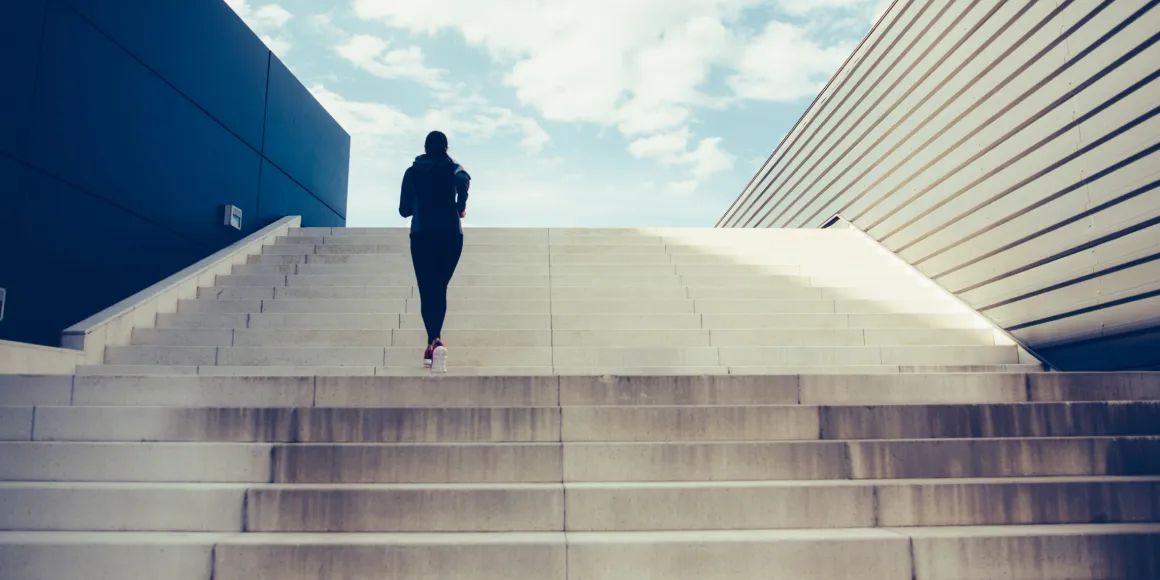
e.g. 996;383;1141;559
692;299;966;315
201;284;949;303
283;273;550;287
686;286;943;301
713;345;1019;366
74;361;1044;377
274;235;859;248
268;437;1160;483
27;406;563;443
252;477;1160;532
135;328;561;348
3;525;1158;580
0;482;247;531
125;327;720;348
102;343;1021;368
667;251;877;265
13;373;1153;408
568;524;1160;580
157;312;569;331
552;329;711;347
250;252;551;265
300;263;550;277
0;532;227;580
156;312;407;329
548;314;703;329
262;243;704;256
76;364;560;377
708;328;997;346
104;346;558;367
400;313;552;330
233;262;923;283
176;296;978;319
262;244;545;255
7;477;1154;534
294;235;863;249
19;402;1160;443
277;235;551;246
247;254;910;277
698;312;991;329
181;298;564;315
0;442;272;482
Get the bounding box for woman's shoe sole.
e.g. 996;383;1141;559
430;346;448;374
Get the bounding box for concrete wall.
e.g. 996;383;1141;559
718;0;1160;371
0;0;350;346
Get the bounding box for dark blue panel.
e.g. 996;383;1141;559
0;154;29;272
0;167;204;347
27;3;262;247
1042;328;1160;372
257;160;345;228
0;0;48;161
264;55;350;218
59;0;270;150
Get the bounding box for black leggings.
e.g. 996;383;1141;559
410;233;463;344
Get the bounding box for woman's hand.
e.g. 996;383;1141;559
460;211;467;218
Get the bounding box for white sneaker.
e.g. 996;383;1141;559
430;341;448;374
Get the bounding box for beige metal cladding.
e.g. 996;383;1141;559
718;0;1160;371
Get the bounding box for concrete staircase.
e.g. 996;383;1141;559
1;227;1158;579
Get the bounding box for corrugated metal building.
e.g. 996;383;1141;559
718;0;1160;371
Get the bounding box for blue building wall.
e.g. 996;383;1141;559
0;0;349;347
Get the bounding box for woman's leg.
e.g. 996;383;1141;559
410;235;441;345
427;234;463;342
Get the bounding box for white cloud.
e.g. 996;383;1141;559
310;83;549;154
351;0;869;196
336;35;451;92
728;21;854;101
308;85;552;228
308;82;731;228
353;0;749;128
778;0;876;15
629;128;735;187
252;4;292;28
225;0;294;55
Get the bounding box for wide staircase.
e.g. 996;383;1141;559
1;226;1158;579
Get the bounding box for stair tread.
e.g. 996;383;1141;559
5;523;1159;544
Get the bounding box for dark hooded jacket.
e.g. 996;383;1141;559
399;153;471;234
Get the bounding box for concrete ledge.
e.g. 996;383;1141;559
61;216;302;365
214;532;565;580
0;531;226;580
0;340;85;374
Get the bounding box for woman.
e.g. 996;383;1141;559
398;131;470;373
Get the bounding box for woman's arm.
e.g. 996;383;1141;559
399;168;414;218
454;166;471;215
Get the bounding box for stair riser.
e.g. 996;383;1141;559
563;438;1160;482
246;487;563;532
176;297;972;319
213;541;564;580
197;286;949;302
261;438;1160;484
21;373;1153;409
102;345;1022;367
5;480;1157;533
23;405;1160;443
5;532;1156;580
0;443;271;482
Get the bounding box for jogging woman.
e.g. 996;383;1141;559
398;131;470;373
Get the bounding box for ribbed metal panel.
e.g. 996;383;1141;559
719;0;1160;370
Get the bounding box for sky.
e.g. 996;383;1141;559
224;0;891;228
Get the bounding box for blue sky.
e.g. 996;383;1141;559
225;0;890;227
